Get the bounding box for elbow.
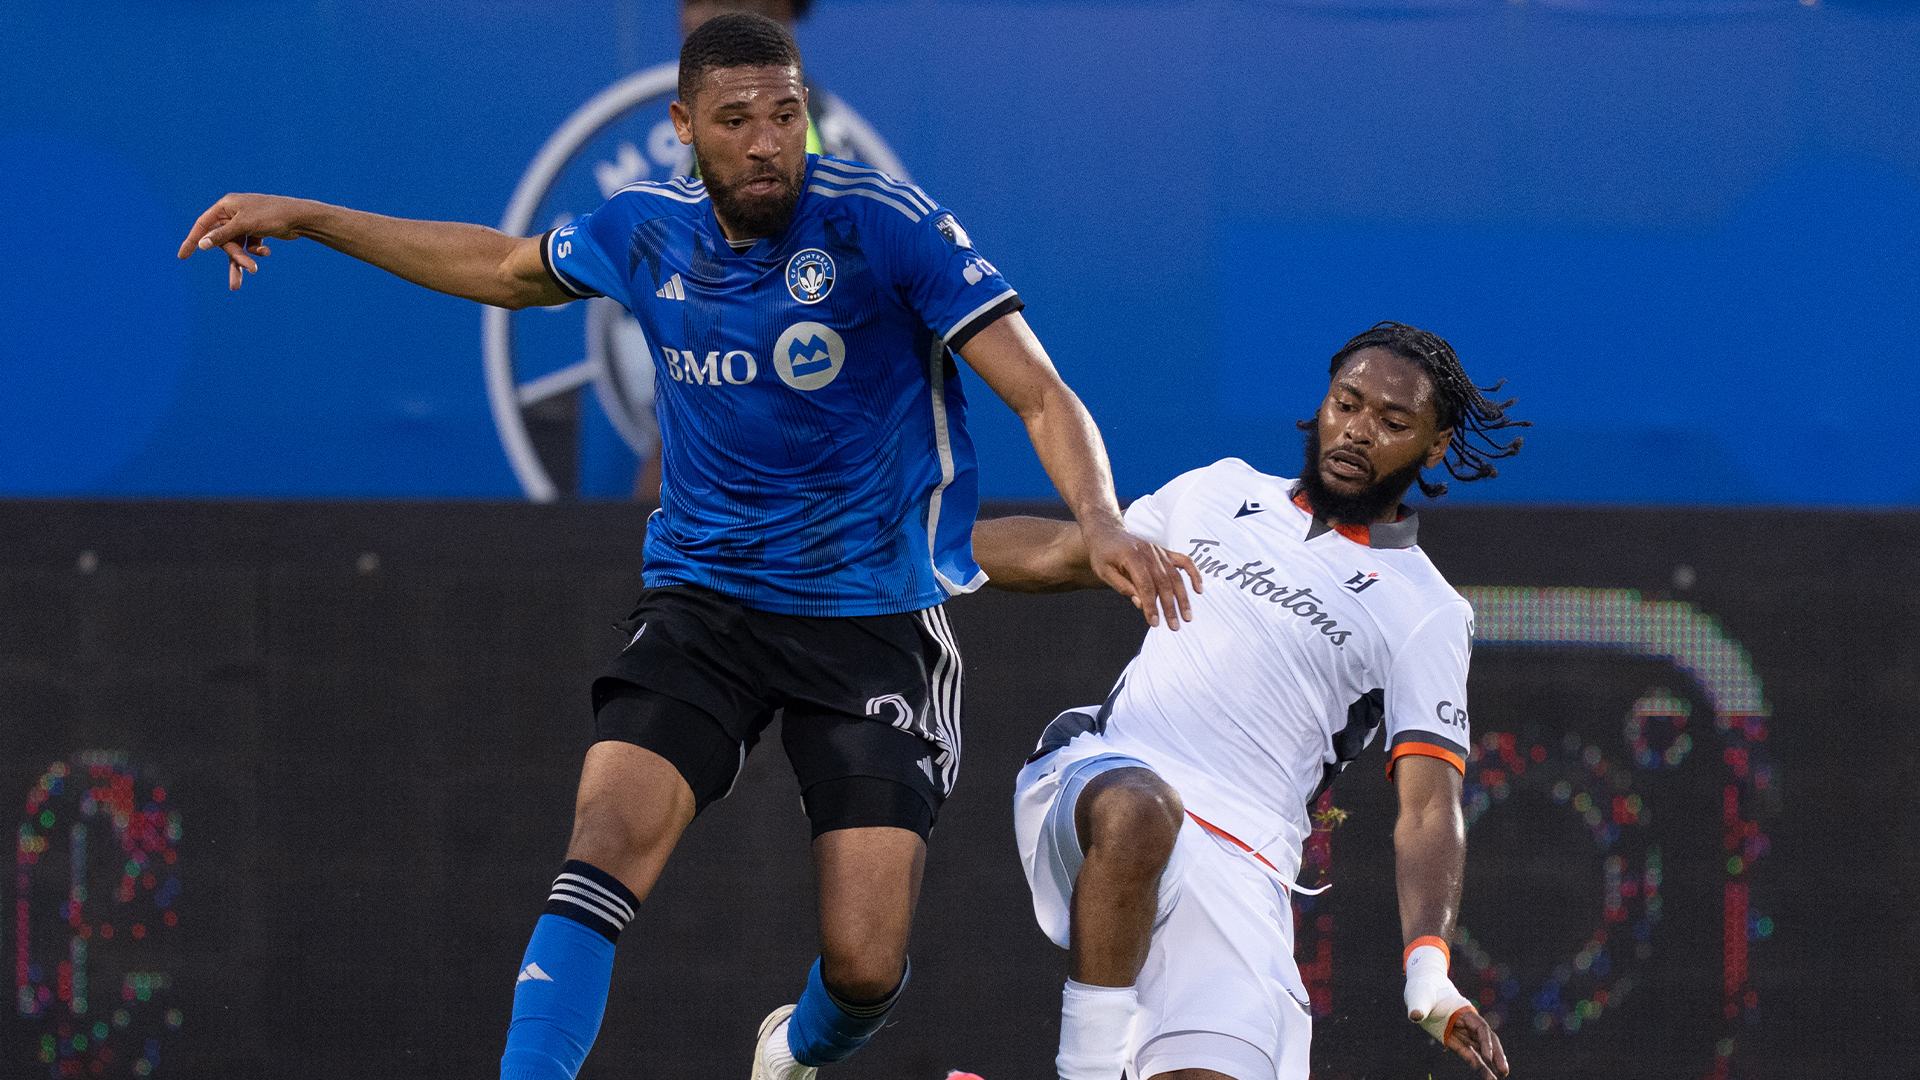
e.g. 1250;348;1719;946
487;272;542;311
1395;801;1465;850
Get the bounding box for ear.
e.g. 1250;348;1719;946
1424;428;1454;470
669;99;695;146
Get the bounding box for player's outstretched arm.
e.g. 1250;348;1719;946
1393;755;1509;1079
972;516;1098;593
974;516;1202;600
959;313;1195;628
177;193;572;308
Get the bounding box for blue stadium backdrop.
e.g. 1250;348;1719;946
3;0;1917;504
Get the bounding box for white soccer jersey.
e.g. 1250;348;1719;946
1092;457;1474;883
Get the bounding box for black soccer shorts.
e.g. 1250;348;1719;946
590;584;961;837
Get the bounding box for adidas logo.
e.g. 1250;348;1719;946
518;962;554;983
654;273;685;301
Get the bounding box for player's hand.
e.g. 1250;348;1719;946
1081;519;1202;630
177;193;314;291
1437;1004;1507;1079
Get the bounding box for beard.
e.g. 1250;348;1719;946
695;143;804;240
1296;424;1428;525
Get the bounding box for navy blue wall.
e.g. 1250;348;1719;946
3;0;1916;503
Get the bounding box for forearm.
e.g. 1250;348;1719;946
1393;762;1467;944
294;201;545;308
973;516;1100;592
1393;757;1508;1076
1020;383;1126;533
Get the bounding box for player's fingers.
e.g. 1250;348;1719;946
193;203;256;255
1093;557;1151;622
247;239;272;257
179;203;232;259
1115;559;1158;627
1479;1026;1509;1076
1134;565;1157;627
1449;1011;1507;1079
1144;548;1191;630
199;221;245;253
228;258;242;291
1449;1041;1494;1080
220;240;258;274
1168;551;1204;595
1151;549;1197;626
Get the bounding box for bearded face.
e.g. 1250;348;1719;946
672;64;811;242
1295;347;1452;524
696;140;805;239
1297;422;1429;525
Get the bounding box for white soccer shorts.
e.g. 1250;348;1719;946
1015;735;1313;1080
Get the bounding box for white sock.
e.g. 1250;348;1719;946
762;1017;810;1079
1057;980;1137;1080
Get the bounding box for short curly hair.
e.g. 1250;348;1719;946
679;12;804;103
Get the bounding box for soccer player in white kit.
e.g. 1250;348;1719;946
974;323;1526;1080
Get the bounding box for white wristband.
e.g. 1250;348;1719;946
1403;943;1472;1043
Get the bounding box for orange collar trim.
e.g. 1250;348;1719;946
1290;489;1420;550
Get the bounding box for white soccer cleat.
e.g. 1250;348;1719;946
751;1004;818;1080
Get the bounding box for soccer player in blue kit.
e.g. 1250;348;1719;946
181;12;1193;1080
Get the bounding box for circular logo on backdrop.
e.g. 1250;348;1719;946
773;322;847;391
785;249;836;304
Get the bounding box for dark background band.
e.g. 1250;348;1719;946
1;501;1913;1080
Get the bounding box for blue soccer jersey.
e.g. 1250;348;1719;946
542;155;1023;616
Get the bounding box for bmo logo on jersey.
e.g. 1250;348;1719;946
661;347;758;386
774;322;847;391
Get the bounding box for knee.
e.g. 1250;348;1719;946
819;950;906;1004
1078;771;1184;870
566;796;684;882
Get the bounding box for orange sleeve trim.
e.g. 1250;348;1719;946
1387;742;1466;777
1404;935;1450;969
1390;737;1459;772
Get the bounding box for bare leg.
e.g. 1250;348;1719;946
564;739;698;900
499;741;699;1080
814;826;926;999
750;827;926;1077
1069;767;1184;986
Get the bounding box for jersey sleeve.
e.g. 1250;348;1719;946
1383;599;1474;777
882;201;1024;352
540;196;642;308
1121;463;1217;547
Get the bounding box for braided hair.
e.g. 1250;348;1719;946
1301;321;1529;499
679;12;803;104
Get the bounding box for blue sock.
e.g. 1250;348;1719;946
786;957;910;1067
499;862;639;1080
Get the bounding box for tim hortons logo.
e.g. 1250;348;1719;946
1185;538;1352;646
